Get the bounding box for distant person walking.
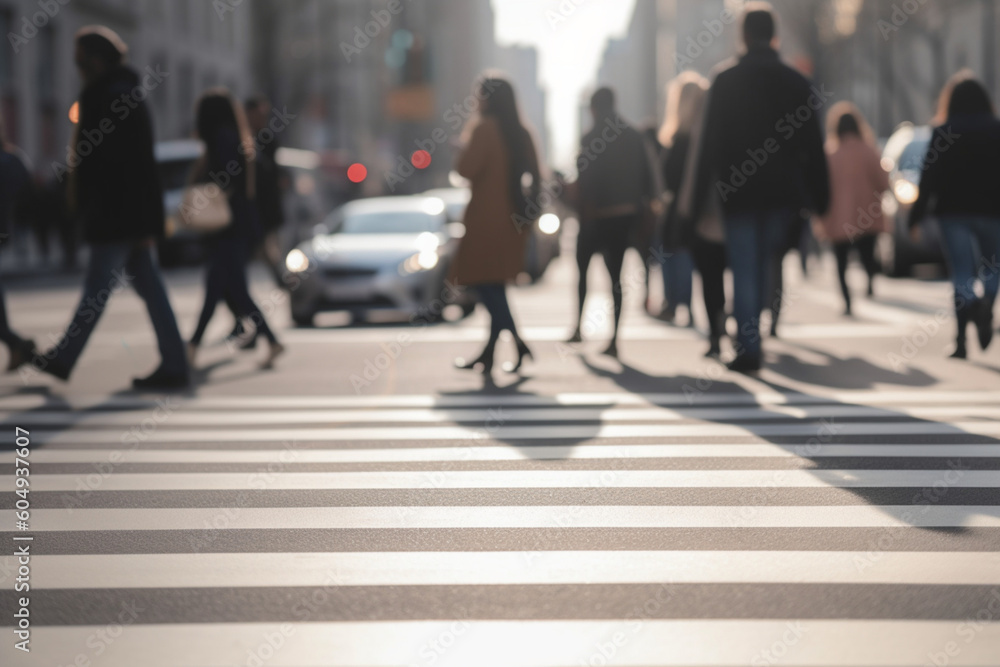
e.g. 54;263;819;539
187;90;285;370
910;74;1000;359
815;102;890;316
450;76;540;376
657;73;707;330
31;27;188;389
227;95;287;349
669;72;731;358
0;113;36;370
567;87;654;358
691;3;830;373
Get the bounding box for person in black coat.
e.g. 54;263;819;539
910;74;1000;359
567;87;654;358
691;3;830;373
0;119;35;370
187;90;285;370
30;26;188;389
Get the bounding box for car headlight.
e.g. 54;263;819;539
400;251;439;274
538;213;561;235
285;249;310;273
893;180;919;205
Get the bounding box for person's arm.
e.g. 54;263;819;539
908;128;943;228
800;83;831;217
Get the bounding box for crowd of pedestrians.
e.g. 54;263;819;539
1;2;998;387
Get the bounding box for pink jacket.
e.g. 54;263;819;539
818;137;890;243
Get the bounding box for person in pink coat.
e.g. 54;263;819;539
815;103;890;315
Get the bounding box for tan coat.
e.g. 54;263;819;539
818;136;890;243
448;117;531;286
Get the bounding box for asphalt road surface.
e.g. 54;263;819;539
1;245;999;666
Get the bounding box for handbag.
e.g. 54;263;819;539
178;182;232;233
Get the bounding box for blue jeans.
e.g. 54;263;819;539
723;209;795;363
939;217;1000;313
51;242;187;376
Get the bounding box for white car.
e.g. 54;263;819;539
285;196;475;326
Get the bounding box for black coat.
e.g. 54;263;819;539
692;47;830;221
0;149;30;237
910;114;1000;225
661;133;692;249
74;66;164;243
198;127;261;245
577;114;653;219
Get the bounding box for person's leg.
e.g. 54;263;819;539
571;222;596;339
693;238;726;354
456;284;502;372
190;250;226;346
126;245;188;377
600;223;630;352
42;243;131;376
833;241;852;313
857;234;879;296
768;247;786;335
939;219;978;358
723;214;763;367
969;218;1000;351
225;237;280;346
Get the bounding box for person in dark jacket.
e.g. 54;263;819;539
227;95;287;349
30;26;188;389
187;89;285;370
0;116;35;370
691;3;830;372
567;87;654;358
910;75;1000;359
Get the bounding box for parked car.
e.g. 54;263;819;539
284;195;475;326
422;186;562;282
879;123;945;277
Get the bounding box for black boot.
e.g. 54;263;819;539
504;336;534;374
951;307;971;359
455;335;498;375
973;299;994;351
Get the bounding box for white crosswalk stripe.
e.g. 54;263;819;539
1;389;999;666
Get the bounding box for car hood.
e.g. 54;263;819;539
307;234;440;266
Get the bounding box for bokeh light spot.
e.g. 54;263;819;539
411;150;431;170
68;101;79;124
347;163;368;183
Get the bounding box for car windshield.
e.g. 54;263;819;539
897;139;929;173
338;212;443;235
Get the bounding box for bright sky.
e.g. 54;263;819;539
492;0;638;170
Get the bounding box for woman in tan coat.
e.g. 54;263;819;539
450;76;540;375
816;103;890;316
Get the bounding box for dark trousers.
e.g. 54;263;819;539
476;284;518;341
691;236;727;342
50;242;187;375
833;234;878;310
192;235;276;346
575;215;636;340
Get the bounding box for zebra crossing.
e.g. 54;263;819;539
1;389;1000;666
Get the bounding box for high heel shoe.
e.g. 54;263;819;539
455;339;497;375
503;341;534;374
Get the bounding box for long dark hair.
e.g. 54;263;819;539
193;88;255;186
478;76;540;218
947;78;995;119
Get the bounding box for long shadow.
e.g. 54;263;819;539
570;353;999;533
767;341;936;389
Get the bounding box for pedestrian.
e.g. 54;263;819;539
656;73;707;329
909;74;1000;359
815;102;890;316
186;89;286;370
567;87;655;358
29;26;189;389
226;95;288;350
671;72;730;358
0;113;36;371
451;76;539;376
691;2;830;373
